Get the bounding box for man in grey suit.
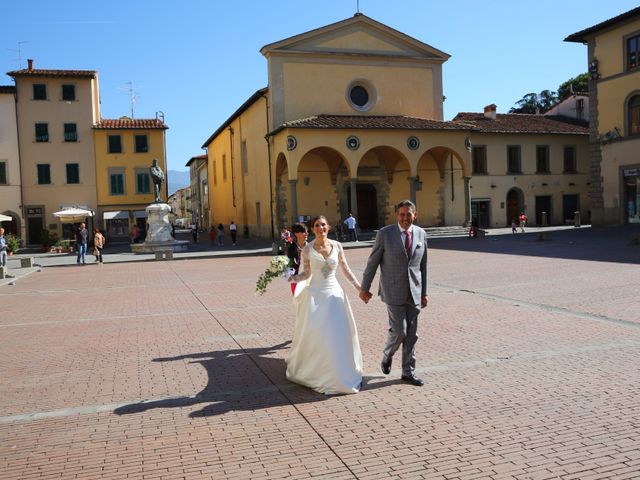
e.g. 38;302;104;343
359;200;428;386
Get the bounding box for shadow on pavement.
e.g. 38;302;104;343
113;340;402;417
429;225;640;265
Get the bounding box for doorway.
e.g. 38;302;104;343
535;196;552;226
348;183;378;229
26;206;44;245
506;189;523;226
471;200;491;228
562;194;579;224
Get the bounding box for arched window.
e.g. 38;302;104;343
629;94;640;136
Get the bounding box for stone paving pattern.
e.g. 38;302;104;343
1;228;639;479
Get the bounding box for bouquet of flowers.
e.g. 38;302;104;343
256;255;292;295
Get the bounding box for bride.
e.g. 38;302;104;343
287;215;363;394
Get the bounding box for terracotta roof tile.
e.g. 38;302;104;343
452;113;588;135
94;118;168;130
7;68;97;79
269;114;472;135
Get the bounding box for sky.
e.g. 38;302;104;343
2;1;639;172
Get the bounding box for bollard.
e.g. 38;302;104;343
541;211;548;227
574;211;581;228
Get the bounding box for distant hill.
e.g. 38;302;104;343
167;170;190;196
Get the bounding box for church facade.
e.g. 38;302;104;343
203;14;590;238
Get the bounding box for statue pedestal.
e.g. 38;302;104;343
130;203;189;254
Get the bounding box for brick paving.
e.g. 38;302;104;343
1;228;639;479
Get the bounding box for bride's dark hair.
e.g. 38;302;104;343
310;215;331;231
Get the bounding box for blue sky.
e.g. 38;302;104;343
2;1;638;172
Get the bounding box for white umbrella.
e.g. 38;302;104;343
0;214;12;222
53;207;93;223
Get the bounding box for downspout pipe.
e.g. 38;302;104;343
263;94;275;241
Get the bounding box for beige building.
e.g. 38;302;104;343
566;6;640;225
186;153;209;231
202;14;591;237
455;106;590;227
8;60;100;245
0;85;23;238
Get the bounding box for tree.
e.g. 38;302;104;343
557;73;588;100
509;73;587;113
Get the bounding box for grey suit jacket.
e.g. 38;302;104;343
361;224;428;306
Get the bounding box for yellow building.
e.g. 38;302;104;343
203;14;591;238
93;117;168;242
566;6;640;225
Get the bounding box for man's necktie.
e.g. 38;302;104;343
404;229;412;258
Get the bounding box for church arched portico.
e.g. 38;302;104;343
417;146;470;226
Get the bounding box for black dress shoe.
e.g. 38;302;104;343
381;358;392;375
401;374;424;386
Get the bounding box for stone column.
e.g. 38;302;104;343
463;176;472;227
289;179;298;225
409;176;417;206
349;179;358;218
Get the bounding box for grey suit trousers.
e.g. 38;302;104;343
383;301;420;376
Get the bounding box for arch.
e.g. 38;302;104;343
296;147;350;227
625;90;640;136
506;187;525;226
1;210;21;237
416;146;468;226
356;145;411;226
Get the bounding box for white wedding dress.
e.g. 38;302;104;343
287;240;363;394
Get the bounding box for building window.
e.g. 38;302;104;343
37;164;51;184
346;80;376;111
213;160;218;185
507;146;521;173
33;84;47;100
563;146;577;173
108;135;122;153
627;34;640;70
62;84;76;101
0;161;7;185
35;123;49;142
135;135;148;153
536;146;550;173
64;123;78;142
109;173;125;195
472;146;487;174
222;154;227;181
136;172;151;194
66;163;80;184
628;94;640;136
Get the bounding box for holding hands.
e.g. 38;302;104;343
359;290;373;304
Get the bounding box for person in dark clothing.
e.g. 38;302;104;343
285;222;309;295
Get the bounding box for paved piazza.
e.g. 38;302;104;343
1;229;639;479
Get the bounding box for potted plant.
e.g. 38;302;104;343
5;234;21;255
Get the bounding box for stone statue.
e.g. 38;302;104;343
149;159;165;203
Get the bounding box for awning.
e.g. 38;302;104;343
133;210;147;218
53;207;94;223
103;211;129;220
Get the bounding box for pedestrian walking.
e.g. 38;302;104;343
191;223;198;243
76;223;88;264
0;228;7;269
230;221;238;246
518;212;527;233
511;218;518;234
343;213;358;242
93;228;105;264
216;223;225;246
208;226;217;246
